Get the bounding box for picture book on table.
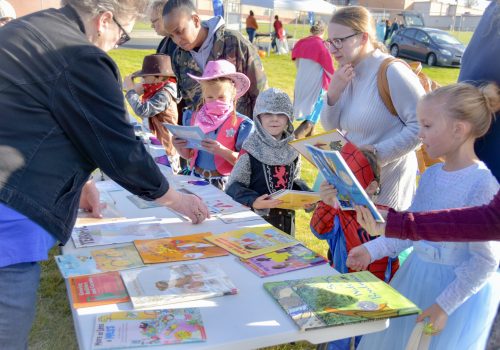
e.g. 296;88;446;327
71;218;172;248
55;245;144;278
264;271;420;331
92;308;206;349
133;232;229;264
269;190;321;210
68;271;129;308
204;226;300;259
289;129;348;166
305;145;385;223
162;124;206;149
239;244;328;277
120;262;238;309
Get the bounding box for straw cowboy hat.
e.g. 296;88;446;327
131;54;175;79
187;60;251;99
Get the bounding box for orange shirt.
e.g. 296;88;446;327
246;15;258;30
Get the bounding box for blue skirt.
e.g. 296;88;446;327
357;252;500;350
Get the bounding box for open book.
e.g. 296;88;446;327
289;129;348;166
269;189;321;210
305;144;385;223
121;262;237;309
264;271;420;331
162;124;206;149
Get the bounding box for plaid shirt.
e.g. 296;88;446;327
172;25;267;118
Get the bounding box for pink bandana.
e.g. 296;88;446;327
194;100;234;134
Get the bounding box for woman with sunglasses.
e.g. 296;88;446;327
321;6;424;212
0;1;209;348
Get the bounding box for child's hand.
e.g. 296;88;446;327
417;303;448;336
346;245;371;271
355;205;386;237
252;194;282;210
123;75;135;91
201;139;224;154
319;181;339;208
304;203;316;212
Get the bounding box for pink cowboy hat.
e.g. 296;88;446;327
187;60;251;99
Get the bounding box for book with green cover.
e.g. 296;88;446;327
264;271;420;331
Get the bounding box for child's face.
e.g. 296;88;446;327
142;75;164;84
417;100;458;159
259;113;289;139
201;81;234;104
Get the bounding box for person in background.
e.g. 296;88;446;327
321;6;423;211
383;19;391;42
387;17;399;41
245;10;258;43
273;14;288;54
291;20;334;138
312;142;398;350
350;82;500;350
173;60;253;190
0;0;15;27
162;0;267;119
124;54;181;173
0;1;209;348
376;18;386;42
226;88;310;235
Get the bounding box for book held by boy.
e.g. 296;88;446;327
289;129;348;166
55;245;144;278
239;244;328;277
204;225;300;259
68;271;129;308
305;144;385;222
269;189;321;210
71;217;172;248
264;271;420;331
91;308;206;349
134;232;229;264
120;262;238;309
162;124;206;149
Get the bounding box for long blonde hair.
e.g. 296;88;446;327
423;82;500;138
329;6;387;52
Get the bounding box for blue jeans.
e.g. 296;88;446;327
0;262;41;350
246;28;256;43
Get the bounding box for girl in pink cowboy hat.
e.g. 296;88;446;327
173;59;254;190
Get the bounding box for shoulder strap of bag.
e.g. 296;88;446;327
377;57;411;117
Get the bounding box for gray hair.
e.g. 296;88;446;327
148;0;168;18
61;0;149;20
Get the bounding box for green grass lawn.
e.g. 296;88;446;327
29;43;463;350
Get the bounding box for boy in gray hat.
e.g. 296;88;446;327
226;88;311;235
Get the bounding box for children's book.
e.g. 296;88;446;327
289;129;348;166
134;233;229;264
72;218;172;248
162;124;206;149
305;145;385;223
120;262;238;309
68;271;130;308
92;308;206;349
239;244;328;277
204;226;300;259
217;211;263;224
264;271;420;331
55;245;144;278
269;189;321;210
127;195;163;209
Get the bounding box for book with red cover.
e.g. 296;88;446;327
68;271;129;308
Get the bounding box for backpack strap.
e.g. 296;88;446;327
377;57;411;117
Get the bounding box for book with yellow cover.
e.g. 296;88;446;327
269;189;321;210
134;232;229;264
68;271;129;308
289;129;348;166
264;271;420;331
204;226;300;259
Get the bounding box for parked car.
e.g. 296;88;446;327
389;27;465;66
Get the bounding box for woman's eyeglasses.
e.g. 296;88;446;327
324;32;360;50
112;17;131;46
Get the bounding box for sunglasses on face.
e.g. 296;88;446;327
112;17;131;46
324;32;360;50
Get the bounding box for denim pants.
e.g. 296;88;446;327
246;28;256;43
0;262;41;350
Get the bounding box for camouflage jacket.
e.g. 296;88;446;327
172;25;267;118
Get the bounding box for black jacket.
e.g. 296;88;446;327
0;6;169;243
